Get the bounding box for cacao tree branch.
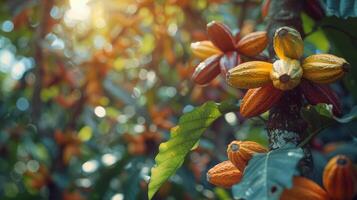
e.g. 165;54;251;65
265;0;313;177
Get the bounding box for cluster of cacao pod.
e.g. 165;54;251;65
191;21;268;85
227;26;349;117
281;155;357;200
207;140;267;187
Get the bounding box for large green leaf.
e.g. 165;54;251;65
322;0;357;18
232;146;303;200
148;101;239;199
299;104;357;146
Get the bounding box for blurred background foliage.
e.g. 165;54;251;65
0;0;356;199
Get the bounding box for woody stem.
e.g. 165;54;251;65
265;0;313;177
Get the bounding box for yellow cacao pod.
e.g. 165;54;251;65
270;59;303;90
236;31;268;57
323;155;357;200
240;83;284;117
273;26;303;60
207;160;242;188
302;54;349;84
280;177;329;200
227;61;273;89
227;140;267;171
191;40;222;60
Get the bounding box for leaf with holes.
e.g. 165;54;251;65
148;101;239;199
232;146;303;200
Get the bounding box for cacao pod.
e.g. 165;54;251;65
323;155;357;200
192;54;221;85
227;61;273;89
302;54;349;84
227;140;267;171
270;59;303;90
303;0;325;21
261;0;271;19
191;40;222;60
240;83;284;117
280;176;329;200
236;31;268;57
300;80;342;116
219;51;241;77
207;160;242;188
207;21;236;52
273;26;304;60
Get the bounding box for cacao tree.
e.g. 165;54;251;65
0;0;357;199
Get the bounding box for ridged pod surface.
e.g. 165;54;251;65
270;59;303;90
207;21;236;52
236;31;268;57
300;80;342;116
280;177;329;200
273;26;304;60
227;140;267;171
192;55;221;85
207;160;242;188
240;83;284;117
323;155;357;200
227;61;273;89
302;54;349;84
191;40;222;60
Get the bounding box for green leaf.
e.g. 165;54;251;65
321;0;357;18
232;146;303;200
148;101;239;199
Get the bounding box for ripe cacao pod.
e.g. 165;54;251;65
280;176;329;200
207;21;236;52
261;0;271;19
273;26;304;60
227;140;267;171
302;54;349;84
236;31;268;57
207;160;242;188
240;83;284;117
227;61;273;89
219;51;241;77
192;54;221;85
270;59;303;90
303;0;325;21
300;80;342;116
323;155;357;200
191;40;222;60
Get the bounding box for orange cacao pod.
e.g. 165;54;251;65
236;31;268;57
192;54;221;85
273;26;304;60
300;80;342;116
207;160;242;188
323;155;357;200
240;83;284;118
280;176;329;200
227;140;267;171
207;21;236;52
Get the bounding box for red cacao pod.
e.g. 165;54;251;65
192;54;221;85
207;21;236;52
303;0;325;21
280;176;329;200
240;83;284;118
300;80;342;116
219;51;240;77
207;160;242;188
323;155;357;200
227;140;267;171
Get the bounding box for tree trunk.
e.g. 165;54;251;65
265;0;313;177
